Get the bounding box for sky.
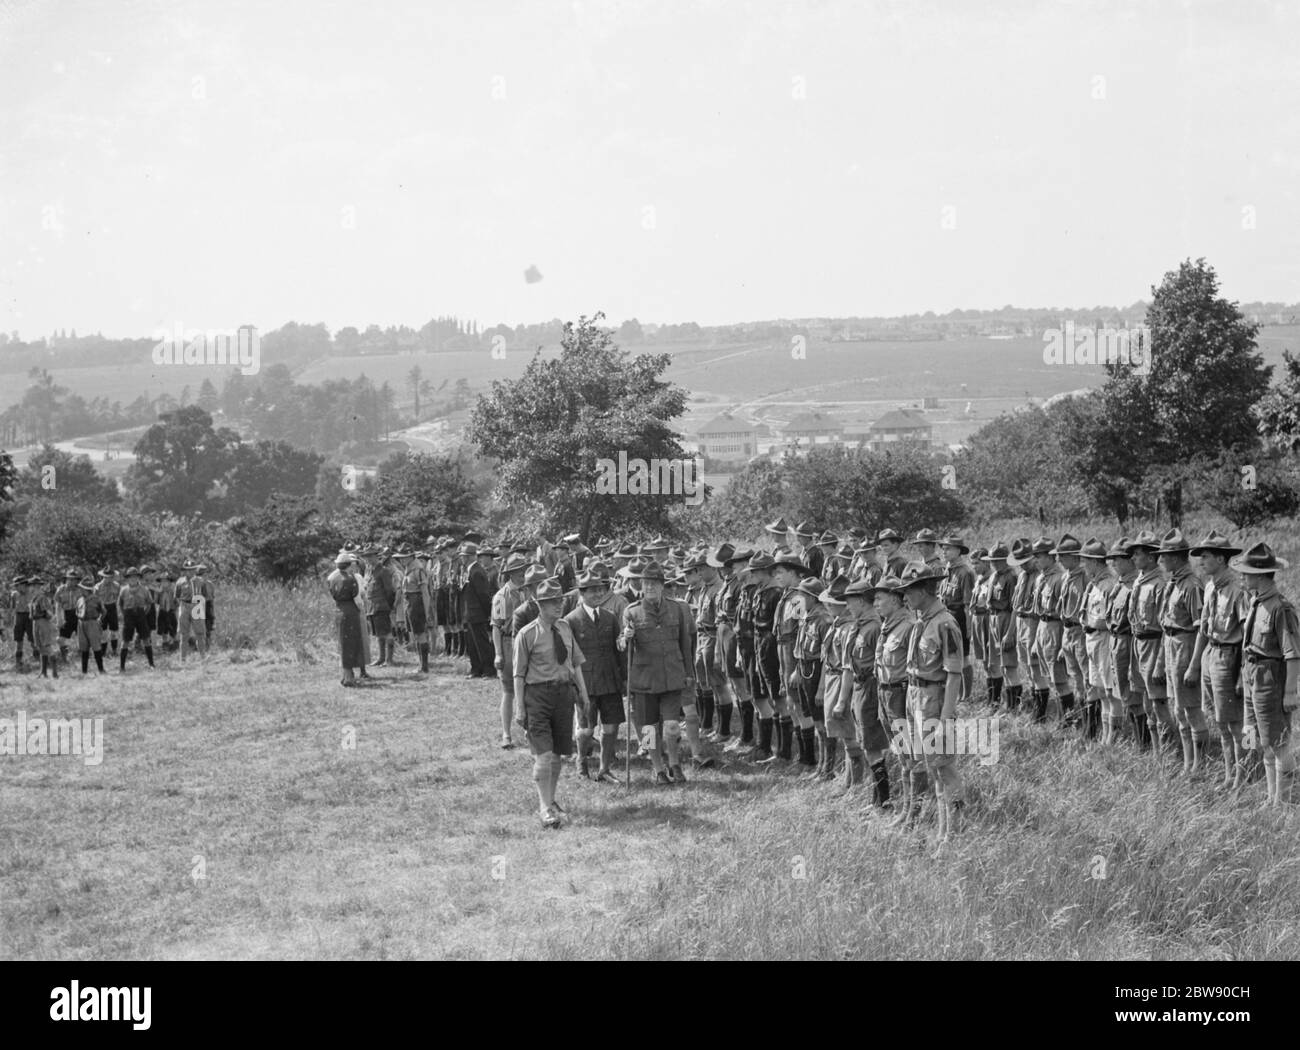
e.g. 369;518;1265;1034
1;0;1298;338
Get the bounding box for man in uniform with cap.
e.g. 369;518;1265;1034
514;579;591;826
54;569;80;664
983;543;1017;710
794;522;823;577
1009;540;1043;716
1103;538;1147;748
402;548;436;674
463;544;497;679
566;569;626;782
938;534;977;701
763;517;791;551
816;532;842;583
742;552;780;760
874;574;917;821
848;538;881;585
877;529;908;579
791;575;833;774
1127;531;1175;761
118;566;156;671
899;562;965;839
155;567;178;651
1030;537;1071;723
717;546;756;750
685;549;730;743
620;561;709;784
844;575;891;804
29;574;60;678
1187;531;1251;788
94;568;121;656
1078;539;1116;741
1233;542;1300;805
821;575;862;786
75;575;107;674
492;553;531;747
365;548;399;668
1156;528;1207;774
911;529;943;573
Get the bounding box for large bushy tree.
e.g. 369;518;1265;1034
126;405;241;517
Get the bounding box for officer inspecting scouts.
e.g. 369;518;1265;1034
566;569;626;783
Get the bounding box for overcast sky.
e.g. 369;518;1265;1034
2;0;1298;337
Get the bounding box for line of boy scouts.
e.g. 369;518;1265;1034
324;519;1298;832
2;563;216;676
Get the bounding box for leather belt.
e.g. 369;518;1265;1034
1162;626;1197;636
1134;630;1162;640
908;675;944;687
1039;615;1061;622
1208;639;1240;649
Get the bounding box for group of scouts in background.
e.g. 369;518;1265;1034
320;520;1299;834
1;564;216;678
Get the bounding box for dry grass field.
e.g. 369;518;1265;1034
3;550;1299;960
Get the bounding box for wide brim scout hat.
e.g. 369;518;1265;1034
476;547;497;559
708;542;736;567
748;552;776;572
523;565;550;587
575;570;607;590
847;527;867;541
682;553;708;572
462;530;484;544
125;566;142;578
771;553;815;576
855;537;879;553
794;576;827;598
1004;539;1031;567
1189;530;1243;558
334;553;355;566
615;542;639;558
157;568;176;580
845;577;882;598
642;535;670;553
534;579;565;603
764;516;790;536
911;528;940;546
553;537;571;551
1155;527;1191;555
503;553;531;574
1028;536;1055;556
1050;533;1082;557
982;542;1011;562
1104;537;1134;561
460;542;479;556
876;528;902;546
969;547;988;563
78;575;97;590
816;530;838;547
562;532;582;546
940;533;969;554
836;543;855;559
11;574;27;585
723;546;754;566
820;574;851;604
876;574;907;594
897;561;946;588
1230;542;1288;574
793;520;816;541
63;568;80;579
1078;538;1109;560
27;574;47;584
632;561;667;581
99;567;120;578
1125;530;1160;554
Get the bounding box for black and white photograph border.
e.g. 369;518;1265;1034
2;0;1299;989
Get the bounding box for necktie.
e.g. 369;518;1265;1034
552;623;567;665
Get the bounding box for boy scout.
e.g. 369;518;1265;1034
174;562;209;662
1127;532;1176;763
566;570;626;783
749;553;785;762
845;576;890;805
1232;543;1300;806
29;575;60;678
1009;540;1043;716
983;543;1018;710
772;553;816;764
492;554;531;748
75;575;107;674
876;529;908;578
791;576;833;775
874;574;916;821
1054;535;1087;726
1156;528;1206;774
1030;537;1069;723
55;569;80;663
900;562;966;840
818;576;855;784
938;535;976;700
1187;531;1250;788
1104;538;1148;748
1078;539;1116;742
11;574;35;669
118;566;156;671
94;568;121;655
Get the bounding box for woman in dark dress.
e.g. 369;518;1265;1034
329;553;365;686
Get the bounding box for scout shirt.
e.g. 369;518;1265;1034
1081;567;1117;634
938;557;976;611
1242;581;1300;665
693;575;723;638
1032;560;1066;622
987;565;1017;650
94;575;119;609
1011;564;1040;620
118;581;154;612
823;612;856;709
564;601;625;697
366;562;397;614
622;594;694;694
1060;565;1088;628
752;581;782;637
906;600;964;684
55;579;79;614
1158;563;1203;636
875;607;914;686
28;590;56;621
76;591;106;622
1106;569;1138;636
492;580;527;641
1128;566;1166;638
1199;568;1250;646
794;599;832;667
849;607;883;687
513;615;584;685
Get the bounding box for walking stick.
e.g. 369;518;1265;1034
625;636;633;790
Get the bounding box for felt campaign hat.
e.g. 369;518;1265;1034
764;516;791;536
99;566;120;578
1125;530;1160;553
563;532;582;546
748;552;776;572
1005;539;1034;567
124;566;142;578
723;546;754;566
334;552;355;566
816;530;838;547
772;552;815;576
503;553;531;573
847;527;868;541
1189;530;1243;558
982;542;1011;562
615;542;639;557
575;569;607;590
1155;527;1191;555
845;576;886;598
793;520;816;540
855;537;879;552
1050;533;1083;556
836;543;855;559
462;530;484;544
911;528;940;546
875;574;907;594
709;542;736;567
534;579;565;602
63;568;80;579
476;546;497;558
523;564;550;587
1230;542;1289;574
794;576;827;598
682;553;708;572
876;528;902;545
78;575;98;590
642;535;670;553
1078;538;1109;560
969;547;988;563
1029;536;1055;556
940;533;970;554
820;574;850;604
632;561;667;581
897;561;946;587
1104;537;1134;560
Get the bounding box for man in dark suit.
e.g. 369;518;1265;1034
464;545;498;678
565;570;627;782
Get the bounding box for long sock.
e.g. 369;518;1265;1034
51;656;58;678
40;655;48;677
820;737;838;778
758;717;774;756
1008;684;1022;710
740;701;755;744
793;724;806;763
419;642;429;672
549;756;561;801
94;651;105;672
145;645;154;667
779;717;794;760
599;732;616;771
800;727;817;766
120;648;128;672
700;694;714;730
111;639;118;654
718;703;733;737
988;677;1003;707
81;652;90;674
871;759;890;806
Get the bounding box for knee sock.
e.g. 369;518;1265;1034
81;652;90;674
120;647;128;672
871;759;890;806
94;650;105;672
718;702;733;737
740;701;755;743
599;732;617;771
145;645;154;667
778;716;794;760
800;727;817;766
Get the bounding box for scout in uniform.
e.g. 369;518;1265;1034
1054;535;1087;726
900;562;966;839
820;576;859;786
794;522;823;577
1156;528;1207;774
174;561;209;662
55;569;80;663
195;564;216;643
155;568;178;650
968;548;992;700
491;554;530;746
10;575;35;669
717;546;756;750
848;538;881;585
1029;537;1071;723
565;570;626;783
937;534;976;700
762;517;791;552
404;548;436;674
983;543;1018;710
815;532;841;582
118;566;156;671
1233;542;1300;804
772;552;815;764
1127;531;1176;761
94;568;121;655
791;576;832;774
744;552;780;761
514;579;590;826
366;548;399;668
874;574;916;821
619;562;703;785
29;575;60;678
1078;539;1116;741
844;576;890;804
1102;539;1144;747
876;529;908;579
911;529;944;573
75;575;107;674
686;549;728;741
1186;531;1250;788
1009;539;1043;713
